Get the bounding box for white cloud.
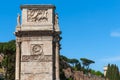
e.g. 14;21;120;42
101;56;120;62
110;32;120;37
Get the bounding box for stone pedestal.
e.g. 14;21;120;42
15;5;61;80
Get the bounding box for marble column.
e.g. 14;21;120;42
15;39;21;80
55;42;60;80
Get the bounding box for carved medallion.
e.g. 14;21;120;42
32;44;43;55
21;44;53;62
27;9;48;22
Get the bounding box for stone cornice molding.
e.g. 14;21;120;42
15;30;61;37
15;31;55;37
20;4;56;10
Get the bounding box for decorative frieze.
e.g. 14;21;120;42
21;44;52;62
22;55;52;62
27;9;48;22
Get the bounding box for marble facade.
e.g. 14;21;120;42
15;5;61;80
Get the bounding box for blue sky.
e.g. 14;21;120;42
0;0;120;72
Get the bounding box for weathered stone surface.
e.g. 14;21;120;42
15;4;61;80
21;5;54;31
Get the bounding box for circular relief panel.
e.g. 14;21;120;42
32;44;43;55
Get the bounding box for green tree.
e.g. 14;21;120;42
60;55;69;80
66;58;82;71
80;58;95;74
90;69;104;77
68;58;79;67
75;62;81;71
106;64;120;80
60;55;69;62
0;40;16;80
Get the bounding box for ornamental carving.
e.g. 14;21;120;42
21;44;53;62
31;44;44;60
27;9;48;22
22;55;52;62
32;44;43;55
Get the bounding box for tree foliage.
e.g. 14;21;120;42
106;64;120;80
80;58;95;67
60;55;104;80
90;69;104;77
68;58;79;67
60;55;81;70
0;40;16;80
80;58;95;74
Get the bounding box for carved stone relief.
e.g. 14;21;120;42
22;55;52;62
27;9;48;22
21;44;52;62
31;44;43;55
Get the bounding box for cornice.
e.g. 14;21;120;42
20;4;56;10
15;31;55;37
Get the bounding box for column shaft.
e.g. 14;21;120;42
55;42;60;80
15;41;20;80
